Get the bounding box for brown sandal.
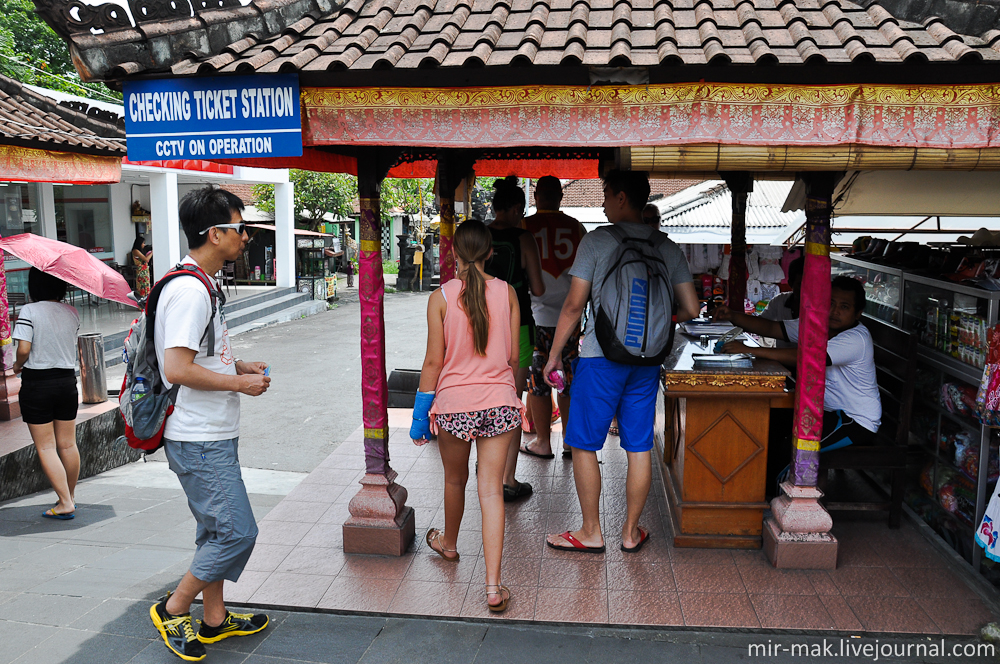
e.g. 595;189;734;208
426;528;459;562
486;584;510;613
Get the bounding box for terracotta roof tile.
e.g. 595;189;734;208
32;0;1000;80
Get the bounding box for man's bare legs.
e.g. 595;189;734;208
546;448;604;548
502;367;529;487
622;450;652;548
28;422;75;514
165;572;226;625
523;392;571;457
546;447;652;550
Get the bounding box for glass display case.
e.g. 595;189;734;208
831;255;902;325
834;253;1000;589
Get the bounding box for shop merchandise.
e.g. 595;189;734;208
976;324;1000;426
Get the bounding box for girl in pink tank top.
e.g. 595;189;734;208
409;220;523;613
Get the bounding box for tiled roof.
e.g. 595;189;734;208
561;177;703;207
0;76;125;156
33;0;1000;83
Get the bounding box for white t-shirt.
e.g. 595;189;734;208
783;319;881;433
12;301;80;370
758;292;797;349
153;256;239;441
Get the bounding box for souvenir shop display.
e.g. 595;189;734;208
834;246;1000;589
684;244;796;314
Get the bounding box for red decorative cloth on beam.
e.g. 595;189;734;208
300;84;1000;150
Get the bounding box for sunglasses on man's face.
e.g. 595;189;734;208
200;223;246;236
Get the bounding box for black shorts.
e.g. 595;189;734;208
820;409;876;451
19;369;78;425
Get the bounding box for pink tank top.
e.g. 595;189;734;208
430;277;523;416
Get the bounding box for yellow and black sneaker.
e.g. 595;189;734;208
197;610;269;644
149;594;207;662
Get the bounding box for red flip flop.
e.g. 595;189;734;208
621;527;650;553
546;531;605;553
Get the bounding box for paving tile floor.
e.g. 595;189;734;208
228;417;999;636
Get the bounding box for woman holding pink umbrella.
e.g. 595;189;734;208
12;268;80;519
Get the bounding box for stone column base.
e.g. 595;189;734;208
762;517;838;569
343;506;415;556
342;471;416;556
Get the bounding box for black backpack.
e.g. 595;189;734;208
593;225;677;366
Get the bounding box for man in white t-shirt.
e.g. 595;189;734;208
714;276;882;452
149;187;271;662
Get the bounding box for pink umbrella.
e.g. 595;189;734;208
0;233;138;308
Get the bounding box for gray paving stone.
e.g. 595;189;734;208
69;598;161;639
0;567;51;592
361;618;488;664
0;619;58;664
0;538;50;563
7;542;123;572
587;634;700;663
254;612;386;664
10;629;149;664
0;592;103;627
29;566;152;598
88;547;193;573
477;624;593;662
116;563;194;602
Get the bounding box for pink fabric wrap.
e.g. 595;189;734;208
0;248;10;371
358;197;390;475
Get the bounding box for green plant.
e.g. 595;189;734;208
382;260;399;275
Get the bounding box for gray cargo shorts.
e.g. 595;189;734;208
164;437;258;583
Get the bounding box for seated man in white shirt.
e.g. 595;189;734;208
714;276;882;453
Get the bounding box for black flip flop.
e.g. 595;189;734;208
621;527;650;553
519;445;554;459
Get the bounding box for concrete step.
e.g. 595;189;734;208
225;292;312;329
102;290;320;368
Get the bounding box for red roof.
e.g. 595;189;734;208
560;178;703;207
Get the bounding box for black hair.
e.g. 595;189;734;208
178;186;245;249
831;275;866;313
787;256;804;284
492;176;525;213
602;169;650;212
534;176;562;203
131;236;146;253
28;267;67;302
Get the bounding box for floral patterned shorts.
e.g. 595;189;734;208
435;406;522;442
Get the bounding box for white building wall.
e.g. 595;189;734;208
110;183;135;265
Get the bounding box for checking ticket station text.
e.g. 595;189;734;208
123;74;303;161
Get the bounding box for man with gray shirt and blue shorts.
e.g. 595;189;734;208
150;187;271;661
543;170;700;554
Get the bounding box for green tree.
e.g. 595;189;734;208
0;0;120;101
253;170;357;230
380;178;433;224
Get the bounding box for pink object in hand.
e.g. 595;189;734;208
548;370;566;393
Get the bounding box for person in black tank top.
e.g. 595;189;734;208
485;176;545;502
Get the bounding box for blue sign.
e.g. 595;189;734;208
123;74;303;161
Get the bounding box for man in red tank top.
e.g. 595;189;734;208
520;176;587;459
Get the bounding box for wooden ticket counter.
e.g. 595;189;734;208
657;336;793;549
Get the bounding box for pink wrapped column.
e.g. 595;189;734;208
762;174;837;569
343;181;414;556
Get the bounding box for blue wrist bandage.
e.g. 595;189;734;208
410;390;435;441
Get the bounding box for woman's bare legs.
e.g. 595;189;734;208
503;367;529;487
434;430;471;559
54;420;79;504
28;422;75;513
476;428;513;607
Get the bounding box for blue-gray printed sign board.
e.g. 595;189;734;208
123;74;303;161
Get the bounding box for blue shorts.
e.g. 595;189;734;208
564;357;660;453
164;437;258;583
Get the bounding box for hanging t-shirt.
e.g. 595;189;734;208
782;319;881;433
11;301;79;370
486;226;533;329
758;291;798;349
522;210;586;327
154;256;239;441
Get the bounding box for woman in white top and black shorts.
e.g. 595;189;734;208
12;268;81;520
